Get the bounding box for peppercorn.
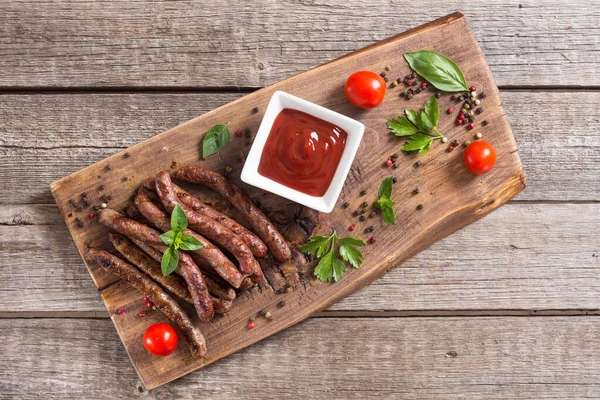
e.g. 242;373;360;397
413;187;420;195
284;286;292;293
463;103;470;110
101;203;107;209
475;99;481;105
411;80;417;86
479;91;487;99
391;81;398;88
392;163;399;169
359;215;366;222
360;201;368;209
75;217;84;228
359;209;366;215
442;137;448;143
360;189;367;196
410;72;416;79
235;129;243;137
348;224;356;231
247;321;256;329
482;120;489;126
421;81;427;89
252;107;259;114
365;226;375;233
450;95;457;101
386;159;393;167
117;307;125;314
468;110;475;117
414;160;422;168
369;237;376;244
475;132;483;139
380;71;386;77
225;166;233;173
467;116;475;123
416;204;424;210
88;212;95;219
475;108;483;115
352;210;360;217
470;86;477;92
146;300;154;309
97;185;104;191
342;201;350;209
406;80;413;86
368;212;376;218
406;93;413;100
451;140;459;147
456;120;463;126
435;92;441;99
92;205;101;211
468;123;475;130
383;76;389;82
392;177;398;184
139;310;146;318
264;312;272;319
385;65;391;71
278;300;286;308
464;140;471;147
390;156;398;163
447;107;454;114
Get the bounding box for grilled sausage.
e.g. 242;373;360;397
134;192;245;289
130;236;236;301
108;232;192;303
155;171;262;278
175;167;292;262
87;249;207;357
98;209;214;322
143;179;268;258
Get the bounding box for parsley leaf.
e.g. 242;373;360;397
387;95;446;154
374;178;396;225
387;116;418;137
301;231;366;283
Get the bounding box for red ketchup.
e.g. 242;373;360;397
258;108;348;197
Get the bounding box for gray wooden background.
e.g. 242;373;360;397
1;1;599;398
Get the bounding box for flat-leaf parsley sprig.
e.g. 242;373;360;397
160;204;204;276
374;177;396;225
387;95;445;154
301;231;366;283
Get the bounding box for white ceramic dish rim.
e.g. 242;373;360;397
241;91;365;213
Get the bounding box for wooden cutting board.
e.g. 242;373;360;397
50;12;525;390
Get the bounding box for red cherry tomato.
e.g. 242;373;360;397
463;141;497;175
143;323;178;356
344;71;386;109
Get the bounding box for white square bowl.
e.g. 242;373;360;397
241;91;365;213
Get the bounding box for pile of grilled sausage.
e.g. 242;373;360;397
87;166;292;357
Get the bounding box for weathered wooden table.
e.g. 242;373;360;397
1;1;599;398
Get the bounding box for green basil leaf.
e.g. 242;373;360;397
424;95;439;127
404;51;468;92
382;205;396;225
202;123;231;158
402;133;433;152
387;116;418;137
378;177;393;199
179;234;204;251
161;246;179;276
404;109;422;130
171;204;188;232
339;244;363;269
160;230;176;246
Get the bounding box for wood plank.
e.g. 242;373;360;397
2;317;600;398
4;203;599;313
48;14;526;389
0;1;597;88
1;91;597;204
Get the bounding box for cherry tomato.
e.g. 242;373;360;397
463;141;497;175
143;323;178;356
344;71;386;109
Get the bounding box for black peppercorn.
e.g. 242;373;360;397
360;201;368;209
400;92;406;98
450;95;457;101
479;91;487;99
475;108;483;115
482;120;489;126
410;72;416;79
406;93;413;100
352;210;360;217
415;87;422;94
360;209;366;215
392;177;398;184
368;212;376;218
359;215;366;222
416;204;424;211
252;107;259;114
360;189;367;196
414;160;423;168
342;201;350;209
383;76;389;82
413;187;420;195
380;72;386;77
435;92;441;98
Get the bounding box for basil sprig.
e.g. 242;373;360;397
374;177;396;225
404;50;468;92
202;123;231;158
160;204;203;276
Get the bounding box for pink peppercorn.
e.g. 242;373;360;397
470;86;477;91
386;159;393;167
421;81;427;89
117;307;125;314
247;321;256;329
468;123;475;130
455;120;462;126
139;310;146;318
146;300;154;309
348;224;356;231
447;108;454;114
369;237;376;244
406;80;413;86
235;129;243;137
88;213;95;219
458;113;465;119
447;146;455;152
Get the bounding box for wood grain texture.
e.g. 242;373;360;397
0;0;597;88
3;317;600;399
1;91;597;204
48;14;524;388
2;203;600;313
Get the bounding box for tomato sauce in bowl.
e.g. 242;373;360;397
257;108;348;197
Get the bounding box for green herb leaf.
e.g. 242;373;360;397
338;237;367;247
420;111;434;132
330;253;347;282
424;96;439;127
378;177;393;198
339;243;364;269
171;204;188;232
161;246;179;276
179;234;204;251
402;133;433;153
160;230;176;246
387;116;418;137
202;123;231;158
404;50;468;92
301;234;332;258
313;250;347;282
382;204;396;225
419;139;433;155
405;109;422;130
